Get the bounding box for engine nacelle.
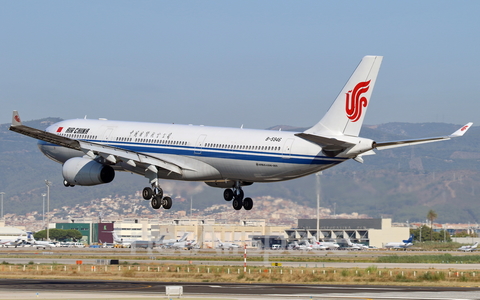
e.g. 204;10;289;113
62;157;115;186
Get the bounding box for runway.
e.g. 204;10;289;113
0;279;479;300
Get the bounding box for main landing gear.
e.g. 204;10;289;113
223;187;253;211
142;186;172;210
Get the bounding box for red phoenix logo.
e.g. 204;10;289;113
14;115;21;123
345;80;370;122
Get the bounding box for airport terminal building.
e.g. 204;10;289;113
52;217;408;248
289;218;410;248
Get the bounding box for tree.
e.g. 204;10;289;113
427;209;438;241
410;225;451;242
33;229;83;242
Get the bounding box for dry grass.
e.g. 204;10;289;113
1;263;479;287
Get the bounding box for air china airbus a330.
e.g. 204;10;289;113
10;56;473;211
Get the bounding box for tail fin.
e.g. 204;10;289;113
403;234;414;243
178;232;188;242
26;231;34;242
305;56;383;137
111;231;120;242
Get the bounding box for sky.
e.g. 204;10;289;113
1;1;479;130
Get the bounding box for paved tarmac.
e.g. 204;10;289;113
0;280;479;300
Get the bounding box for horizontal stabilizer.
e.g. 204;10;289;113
294;133;355;148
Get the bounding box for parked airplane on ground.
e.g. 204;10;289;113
304;239;328;250
0;232;26;248
157;233;189;248
216;239;240;250
291;241;311;251
384;234;414;249
345;238;368;250
9;56;473;211
24;231;56;249
111;231;135;248
311;237;340;250
170;238;196;250
458;241;478;252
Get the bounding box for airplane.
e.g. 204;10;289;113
311;236;340;250
458;241;478;252
110;231;134;248
0;232;27;248
157;232;189;248
24;231;56;249
216;239;240;250
291;241;311;251
9;56;473;211
384;234;414;250
171;238;196;250
304;239;328;250
344;238;368;250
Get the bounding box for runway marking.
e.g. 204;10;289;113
108;284;153;291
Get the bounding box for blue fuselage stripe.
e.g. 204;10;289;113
38;140;347;166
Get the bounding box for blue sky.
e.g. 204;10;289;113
1;1;479;130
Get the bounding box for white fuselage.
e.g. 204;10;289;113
38;119;349;183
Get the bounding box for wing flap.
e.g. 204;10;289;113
78;141;183;175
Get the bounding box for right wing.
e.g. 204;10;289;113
9;111;183;176
374;122;473;150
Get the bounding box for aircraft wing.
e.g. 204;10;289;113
375;123;473;150
9;111;183;175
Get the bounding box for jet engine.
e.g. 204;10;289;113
62;157;115;186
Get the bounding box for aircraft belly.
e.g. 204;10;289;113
199;156;341;182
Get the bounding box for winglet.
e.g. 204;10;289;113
449;122;473;137
11;110;22;126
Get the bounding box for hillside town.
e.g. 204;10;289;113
3;193;370;232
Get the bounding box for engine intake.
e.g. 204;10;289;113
62;157;115;186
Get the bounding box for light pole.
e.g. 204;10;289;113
42;193;46;229
45;180;51;241
315;172;322;241
0;192;5;219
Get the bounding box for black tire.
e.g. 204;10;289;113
223;189;234;201
163;196;173;209
243;197;253;210
143;187;153;200
232;198;243;210
151;195;162;209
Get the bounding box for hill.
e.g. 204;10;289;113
1;119;479;223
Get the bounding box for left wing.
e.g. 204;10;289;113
9;111;183;175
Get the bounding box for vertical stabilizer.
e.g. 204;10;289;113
305;56;383;137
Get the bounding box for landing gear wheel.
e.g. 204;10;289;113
162;196;173;210
224;189;234;201
232;198;243;210
63;180;74;187
143;187;153;200
243;197;253;210
151;195;162;209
